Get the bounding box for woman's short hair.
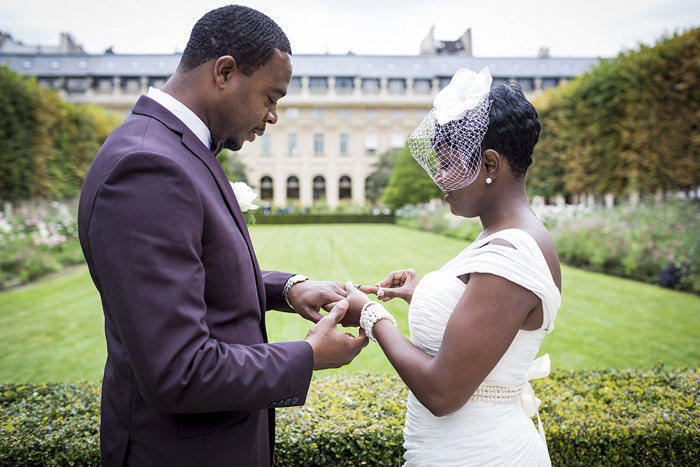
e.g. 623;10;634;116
179;5;292;76
481;83;540;177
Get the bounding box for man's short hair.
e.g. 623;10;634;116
179;5;292;75
482;84;541;177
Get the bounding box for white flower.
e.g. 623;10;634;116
230;181;259;212
433;66;492;125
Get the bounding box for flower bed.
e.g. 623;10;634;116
397;200;700;293
0;201;83;289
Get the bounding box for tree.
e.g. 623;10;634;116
217;150;249;184
382;145;443;210
365;148;398;203
0;66;38;201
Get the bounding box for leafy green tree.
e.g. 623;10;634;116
531;27;700;200
365;148;398;203
0;65;122;202
0;66;39;201
529;87;570;202
382;145;442;210
217;150;249;184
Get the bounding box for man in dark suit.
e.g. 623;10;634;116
78;5;368;466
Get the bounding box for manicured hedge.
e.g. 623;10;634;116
254;213;395;225
1;367;698;466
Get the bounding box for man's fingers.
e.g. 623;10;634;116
300;306;324;323
325;299;348;326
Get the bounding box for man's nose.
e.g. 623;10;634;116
265;105;278;124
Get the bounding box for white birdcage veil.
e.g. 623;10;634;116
408;67;493;192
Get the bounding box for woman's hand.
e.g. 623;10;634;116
321;281;371;327
358;269;420;304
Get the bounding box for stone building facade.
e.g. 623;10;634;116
1;34;600;208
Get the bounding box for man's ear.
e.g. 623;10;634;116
213;56;239;89
482;149;501;180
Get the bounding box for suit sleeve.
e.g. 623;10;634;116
261;270;294;312
86;151;313;414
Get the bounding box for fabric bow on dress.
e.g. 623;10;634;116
520;354;550;445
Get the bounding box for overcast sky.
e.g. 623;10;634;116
1;0;698;58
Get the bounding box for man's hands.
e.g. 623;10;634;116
358;269;420;304
287;280;366;327
287;280;346;323
305;300;369;370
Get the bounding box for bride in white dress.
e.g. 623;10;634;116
348;67;562;466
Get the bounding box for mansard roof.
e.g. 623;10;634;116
0;52;602;79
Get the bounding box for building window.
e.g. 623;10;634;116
288;134;298;156
38;77;61;89
94;77;113;92
309;77;328;91
148;77;167;89
314;134;324;155
286;107;299;119
66;78;89;93
390;133;405;149
312;107;325;119
516;78;534;91
365;108;377;120
542;78;559;89
339;176;352;199
260;176;273;200
287;175;300;200
438;77;452;89
413;79;432;93
313;176;326;200
491;78;508;88
338;108;351;119
289;76;302;89
388;78;406;94
391;108;403;120
365;133;378;154
121;77;141;93
362;78;380;93
335;77;354;90
261;134;272;155
340;134;350;155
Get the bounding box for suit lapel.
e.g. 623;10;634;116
184;132;268;317
132;97;268;320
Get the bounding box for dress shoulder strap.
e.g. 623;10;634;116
441;229;561;332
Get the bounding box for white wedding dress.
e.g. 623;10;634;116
403;228;561;467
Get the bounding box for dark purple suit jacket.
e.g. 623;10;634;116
78;96;314;466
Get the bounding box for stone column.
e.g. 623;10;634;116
273;173;286;208
327;174;339;209
301;173;313;207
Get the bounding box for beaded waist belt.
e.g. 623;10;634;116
470;383;524;404
469;355;551;446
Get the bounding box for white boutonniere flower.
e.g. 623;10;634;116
230;181;258;225
433;66;493;125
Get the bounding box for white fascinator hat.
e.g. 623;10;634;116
408;67;493;192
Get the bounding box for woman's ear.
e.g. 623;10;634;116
482;149;501;181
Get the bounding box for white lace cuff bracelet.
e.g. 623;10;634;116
359;301;396;342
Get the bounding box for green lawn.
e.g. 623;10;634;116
1;224;699;383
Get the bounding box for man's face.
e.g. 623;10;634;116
212;49;292;151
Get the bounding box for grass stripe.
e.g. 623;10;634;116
0;224;698;383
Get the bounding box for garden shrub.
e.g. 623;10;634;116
1;368;698;466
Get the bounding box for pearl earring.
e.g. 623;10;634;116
485;177;493;185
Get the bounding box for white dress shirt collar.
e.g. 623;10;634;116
146;87;211;150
